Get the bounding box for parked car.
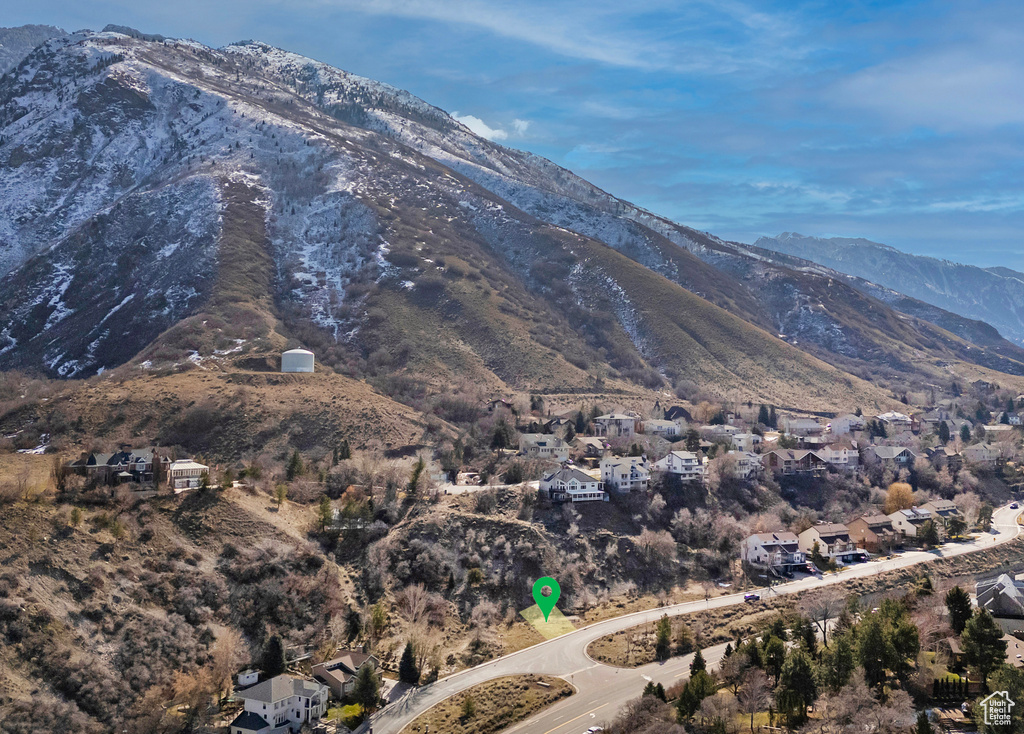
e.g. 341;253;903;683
744;593;761;602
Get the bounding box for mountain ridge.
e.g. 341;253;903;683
755;231;1024;346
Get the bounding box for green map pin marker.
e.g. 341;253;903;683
533;576;561;622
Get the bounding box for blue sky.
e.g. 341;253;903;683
8;0;1024;270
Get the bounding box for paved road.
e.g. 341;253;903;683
374;503;1022;734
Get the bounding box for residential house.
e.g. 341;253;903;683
830;414;865;436
917;408;951;435
68;448;166;485
572;436;609;459
848;514;898;553
540;466;607;502
761;449;827;476
231;675;328;734
798;523;863;563
888;507;933;538
983;424;1015;440
861;445;918;468
167;459;209;492
961;443;1001;469
926;446;962;471
726;451;763;480
544;415;576;434
977;574;1024;617
600;456;650;493
643;419;680;438
594;413;637;438
651;450;705;483
664;406;693;424
875;411;913;435
920;499;962;528
784;417;824;436
1007;413;1023;426
700;424;741;440
741;532;805;573
518;434;570;462
312;651;378;699
731;432;763;452
817;442;858;471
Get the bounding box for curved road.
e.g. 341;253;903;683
374;503;1022;734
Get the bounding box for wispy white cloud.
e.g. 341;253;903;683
294;0;807;73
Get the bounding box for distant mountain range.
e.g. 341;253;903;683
756;232;1024;346
1;26;1022;412
0;24;65;74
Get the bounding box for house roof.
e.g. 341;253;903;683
805;522;849;539
543;466;598;485
520;433;566;448
876;411;911;422
664;406;693;422
169;459;208;471
749;532;799;548
870;446;916;460
237;675;321;704
922;499;959;514
853;514;894;529
978;574;1024;617
892;507;932;523
596;413;635;421
230;711;270;732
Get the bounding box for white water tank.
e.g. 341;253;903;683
282;348;315;373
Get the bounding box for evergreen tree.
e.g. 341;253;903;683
768;406;778;428
407;456;425;495
353;663;381;712
724;642;733;658
778;650;816;727
962;608;1007;687
262;635;286;677
945;586;973;635
399;642;420;684
690;647;706;674
675;669;717;720
917;711;932;734
286;450;304;480
656;615;672;661
685;429;701;452
960;423;972;443
938;421;951;444
758;404;770;425
919;520;940;548
317;495;333;531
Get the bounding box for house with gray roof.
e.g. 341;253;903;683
231;675;328;734
540;465;606;503
977;574;1024;618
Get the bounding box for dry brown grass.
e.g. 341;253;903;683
399;675;572;734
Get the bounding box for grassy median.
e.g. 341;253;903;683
399;675;573;734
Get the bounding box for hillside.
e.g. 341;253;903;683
0;24;65;74
755;232;1024;346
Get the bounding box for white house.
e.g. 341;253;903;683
652;450;705;483
830;414;865;435
888;507;933;538
817;443;858;470
731;432;762;452
231;675;328;734
726;451;762;480
594;413;637;438
518;434;570;462
784;417;824;436
167;459;209;492
875;411;913;435
741;532;805;572
643;419;680;438
600;456;650;492
540;466;606;502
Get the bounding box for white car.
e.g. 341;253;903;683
586;728;604;733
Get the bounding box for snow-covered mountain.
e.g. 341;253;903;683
756;232;1024;346
0;27;1021;401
